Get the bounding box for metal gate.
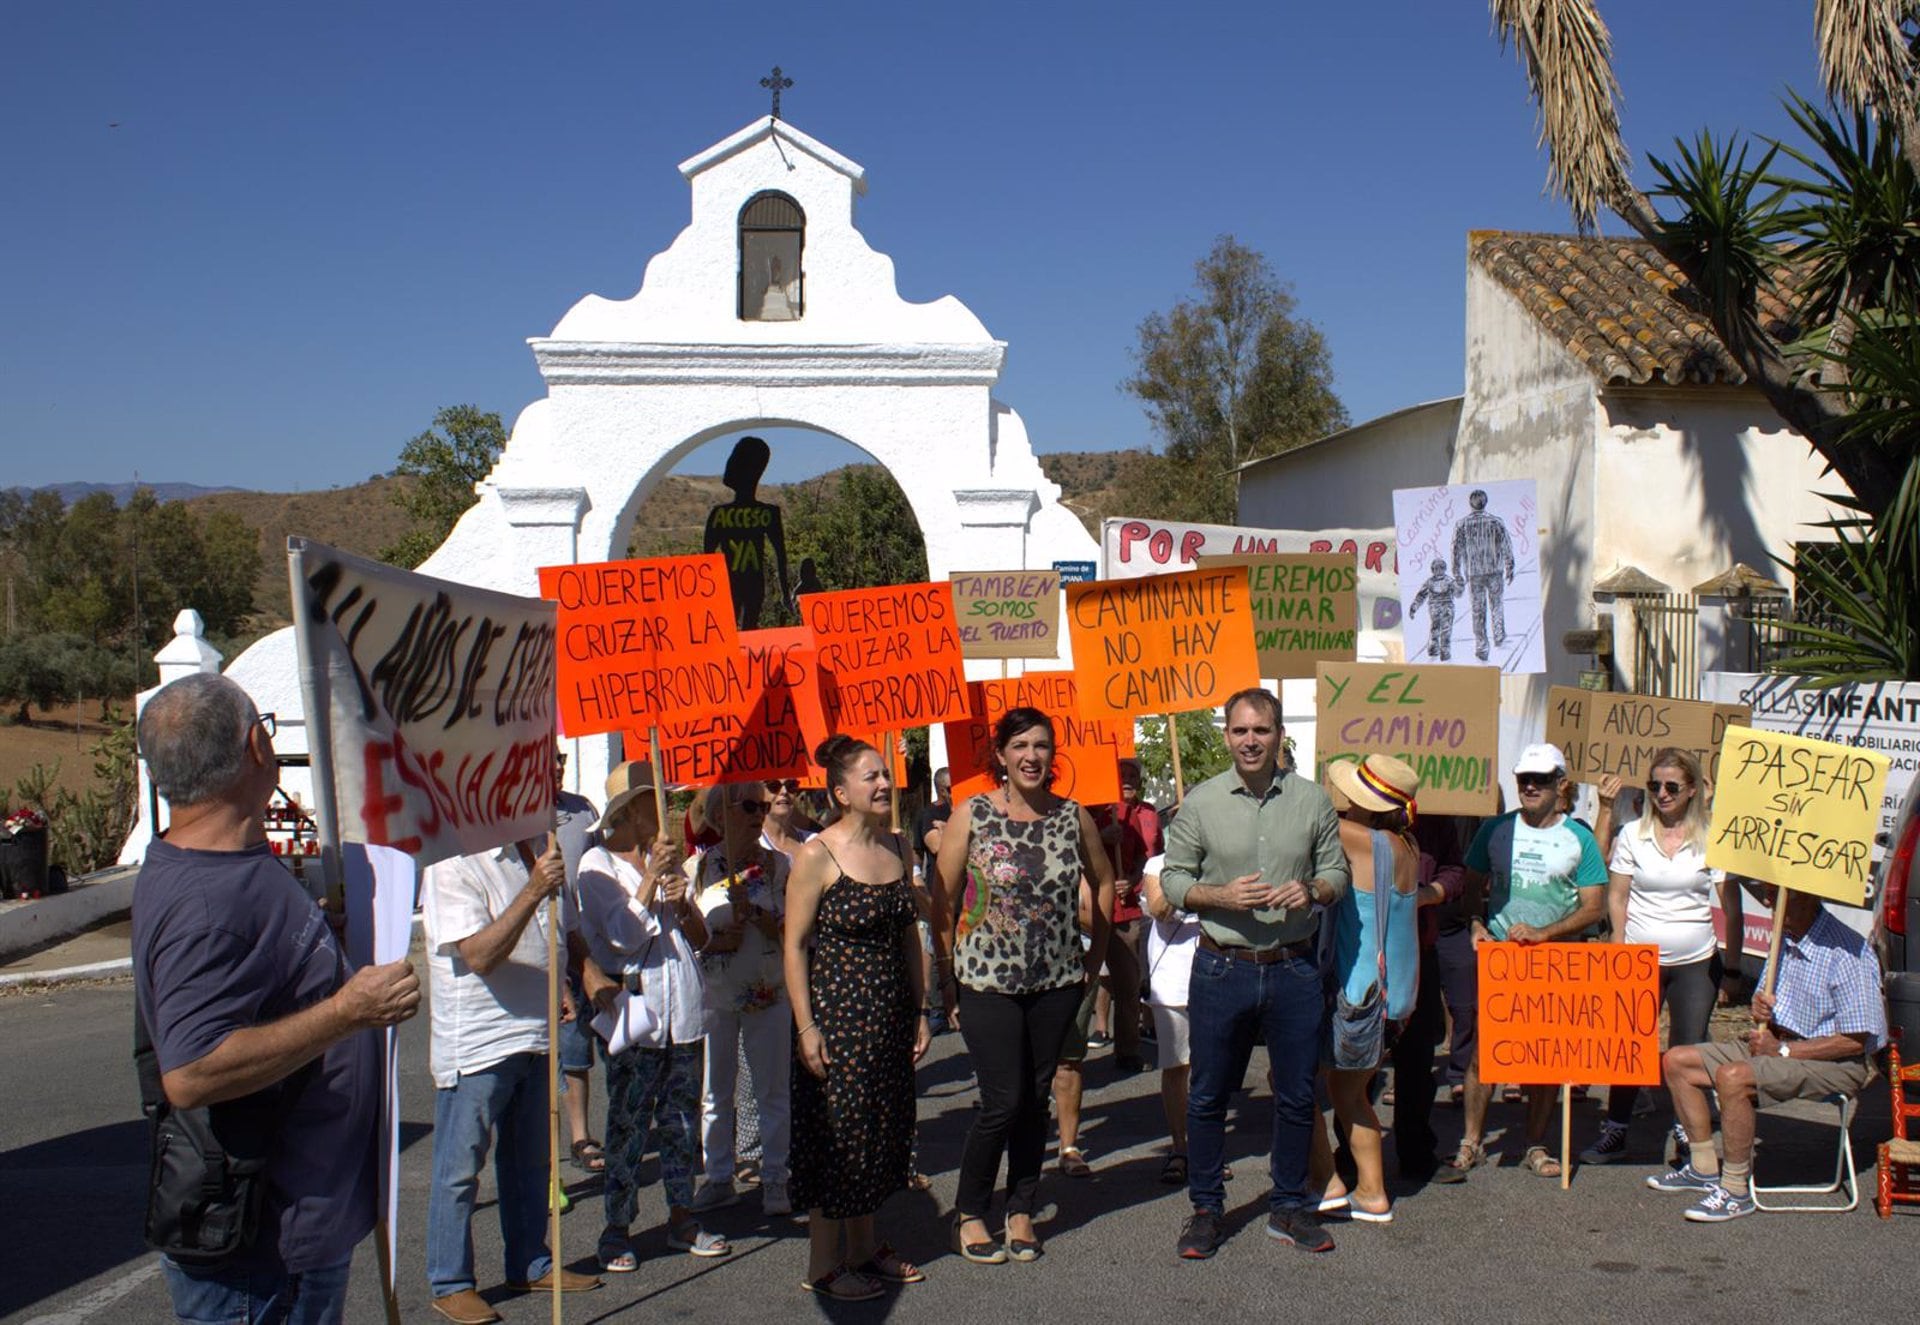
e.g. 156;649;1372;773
1631;593;1700;698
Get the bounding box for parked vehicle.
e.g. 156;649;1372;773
1874;776;1920;1056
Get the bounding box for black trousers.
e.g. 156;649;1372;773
1433;924;1478;1087
954;982;1084;1218
1605;952;1723;1124
1390;947;1448;1171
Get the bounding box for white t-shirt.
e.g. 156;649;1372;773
1142;854;1202;1009
1609;818;1725;966
420;845;565;1088
575;846;707;1049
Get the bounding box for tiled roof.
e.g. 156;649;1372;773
1469;231;1801;387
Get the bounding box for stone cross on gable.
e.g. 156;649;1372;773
760;66;794;120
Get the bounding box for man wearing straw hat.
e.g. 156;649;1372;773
421;831;604;1322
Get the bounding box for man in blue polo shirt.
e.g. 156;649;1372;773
1650;884;1885;1220
1452;743;1607;1179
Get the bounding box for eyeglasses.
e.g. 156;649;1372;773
1647;779;1689;797
764;780;800;794
1515;772;1559;789
252;712;277;739
735;798;769;814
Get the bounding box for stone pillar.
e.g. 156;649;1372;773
119;610;225;864
494;486;608;800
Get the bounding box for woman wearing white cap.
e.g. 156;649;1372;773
574;762;726;1272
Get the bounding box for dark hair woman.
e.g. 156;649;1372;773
782;735;932;1301
932;707;1116;1263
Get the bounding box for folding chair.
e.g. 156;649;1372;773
1876;1037;1920;1218
1751;1093;1858;1213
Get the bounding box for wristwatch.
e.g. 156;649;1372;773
1778;1041;1791;1059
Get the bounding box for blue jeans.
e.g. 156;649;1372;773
1185;946;1326;1215
427;1052;553;1296
161;1257;351;1324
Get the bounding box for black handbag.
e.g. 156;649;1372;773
134;998;281;1265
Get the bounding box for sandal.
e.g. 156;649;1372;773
1160;1153;1188;1185
1447;1141;1487;1173
906;1170;934;1192
857;1243;926;1283
1057;1147;1091;1178
666;1222;731;1257
1522;1145;1563;1179
1502;1084;1523;1103
1004;1224;1042;1262
597;1231;637;1273
570;1139;607;1173
802;1265;884;1301
951;1213;1008;1265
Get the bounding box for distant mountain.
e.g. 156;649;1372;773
16;480;249;505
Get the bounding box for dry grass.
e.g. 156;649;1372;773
0;702;129;801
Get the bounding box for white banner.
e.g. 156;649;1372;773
289;538;558;868
1099;516;1401;635
1392;479;1545;674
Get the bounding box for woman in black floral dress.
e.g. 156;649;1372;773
932;707;1115;1263
783;735;932;1300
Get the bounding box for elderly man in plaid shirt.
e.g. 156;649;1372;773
1649;884;1885;1221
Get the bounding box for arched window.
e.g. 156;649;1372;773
738;192;804;321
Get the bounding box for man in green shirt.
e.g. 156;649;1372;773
1161;689;1349;1260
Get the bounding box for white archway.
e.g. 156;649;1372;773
205;115;1095;819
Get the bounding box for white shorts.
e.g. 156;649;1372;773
1151;1004;1190;1068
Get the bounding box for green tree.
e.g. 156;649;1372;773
784;465;930;606
382;405;507;568
1120;236;1347;524
1132;712;1230;806
1490;2;1920;680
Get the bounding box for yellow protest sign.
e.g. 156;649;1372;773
1705;726;1891;905
1198;553;1357;679
1315;662;1500;814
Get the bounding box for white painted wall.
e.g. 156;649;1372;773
1238;397;1462;532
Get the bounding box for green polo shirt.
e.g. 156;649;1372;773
1160;765;1349;950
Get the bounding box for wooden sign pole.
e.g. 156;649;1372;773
1166;713;1186;805
1560;1087;1572;1190
1761;885;1791;1001
648;726;670;827
884;730;901;833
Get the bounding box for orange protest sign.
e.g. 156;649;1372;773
626;627;827;786
801;582;972;732
946;673;1129;803
539;554;740;736
1477;943;1662;1087
1064;567;1260;721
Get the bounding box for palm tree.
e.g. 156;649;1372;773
1489;0;1909;515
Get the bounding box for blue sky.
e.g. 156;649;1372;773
2;1;1821;491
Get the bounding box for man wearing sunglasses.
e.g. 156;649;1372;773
1450;744;1607;1179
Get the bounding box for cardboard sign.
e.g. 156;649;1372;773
945;672;1130;804
948;569;1062;660
800;582;972;732
1546;686;1750;786
1065;567;1261;720
539;554;741;737
1477;942;1662;1086
1315;662;1500;814
1200;553;1357;679
1101;516;1401;634
628;627;828;787
289;539;557;866
1705;726;1892;905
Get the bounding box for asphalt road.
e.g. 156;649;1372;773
3;976;1913;1324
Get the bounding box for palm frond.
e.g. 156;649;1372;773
1491;0;1632;229
1815;0;1915;119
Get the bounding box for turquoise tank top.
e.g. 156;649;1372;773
1335;829;1420;1021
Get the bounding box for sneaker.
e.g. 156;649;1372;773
689;1180;738;1212
1646;1162;1719;1193
1264;1208;1334;1253
762;1182;792;1217
1579;1122;1629;1165
1683;1185;1756;1222
1176;1209;1222;1260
